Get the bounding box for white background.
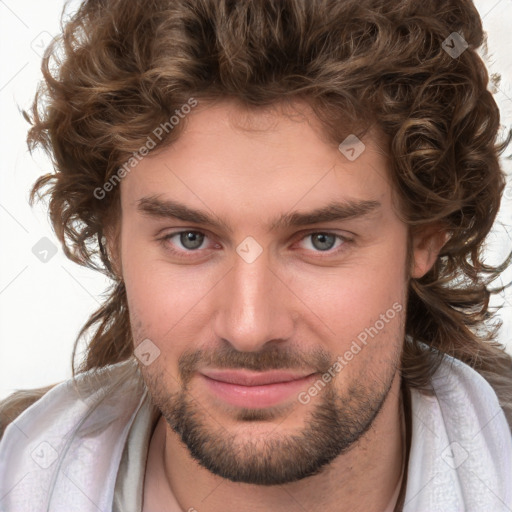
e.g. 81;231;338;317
0;0;511;399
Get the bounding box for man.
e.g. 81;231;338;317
1;0;511;511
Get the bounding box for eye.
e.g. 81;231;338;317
159;230;212;256
296;231;350;255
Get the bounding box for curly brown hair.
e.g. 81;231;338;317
3;0;512;427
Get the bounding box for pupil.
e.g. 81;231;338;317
181;231;203;249
313;233;335;251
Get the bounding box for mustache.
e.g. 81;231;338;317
177;344;333;384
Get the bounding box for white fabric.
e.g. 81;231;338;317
0;354;510;512
0;360;148;512
403;356;512;512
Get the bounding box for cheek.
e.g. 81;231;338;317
122;237;219;349
311;271;406;385
288;250;407;342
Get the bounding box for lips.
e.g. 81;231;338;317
200;369;314;386
198;368;318;409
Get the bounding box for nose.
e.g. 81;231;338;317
212;247;295;352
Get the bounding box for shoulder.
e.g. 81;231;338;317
432;352;512;434
0;385;58;441
0;358;147;511
428;354;510;428
0;358;141;442
404;354;512;511
407;340;512;433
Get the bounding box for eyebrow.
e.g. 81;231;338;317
136;195;381;233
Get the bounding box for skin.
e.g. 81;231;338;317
107;99;445;512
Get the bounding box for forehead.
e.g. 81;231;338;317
119;99;392;222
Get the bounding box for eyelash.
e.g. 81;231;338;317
157;230;353;260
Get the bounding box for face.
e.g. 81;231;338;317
113;99;415;485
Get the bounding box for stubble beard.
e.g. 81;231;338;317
141;358;398;486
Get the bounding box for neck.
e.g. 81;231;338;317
143;373;404;512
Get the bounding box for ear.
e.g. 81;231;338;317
410;223;449;279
